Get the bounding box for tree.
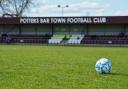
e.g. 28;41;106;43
0;0;32;17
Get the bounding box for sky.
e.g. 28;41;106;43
25;0;128;17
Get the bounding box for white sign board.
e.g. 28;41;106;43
20;17;106;24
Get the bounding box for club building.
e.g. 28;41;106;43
0;16;128;45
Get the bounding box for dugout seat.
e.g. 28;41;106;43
68;34;84;44
48;34;65;44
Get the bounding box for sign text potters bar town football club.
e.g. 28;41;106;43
20;17;106;24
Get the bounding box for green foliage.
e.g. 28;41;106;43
0;45;127;89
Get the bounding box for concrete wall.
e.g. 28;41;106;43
125;25;128;35
88;24;123;36
54;24;86;35
0;25;19;35
104;25;122;35
54;25;70;34
0;24;127;36
21;25;52;35
88;25;105;35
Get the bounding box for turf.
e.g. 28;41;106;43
0;45;128;89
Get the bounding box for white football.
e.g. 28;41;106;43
95;58;112;74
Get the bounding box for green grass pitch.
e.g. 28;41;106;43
0;45;128;89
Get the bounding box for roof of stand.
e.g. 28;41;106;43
0;16;128;25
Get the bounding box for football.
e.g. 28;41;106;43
95;58;112;74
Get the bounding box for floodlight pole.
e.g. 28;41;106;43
57;5;69;16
